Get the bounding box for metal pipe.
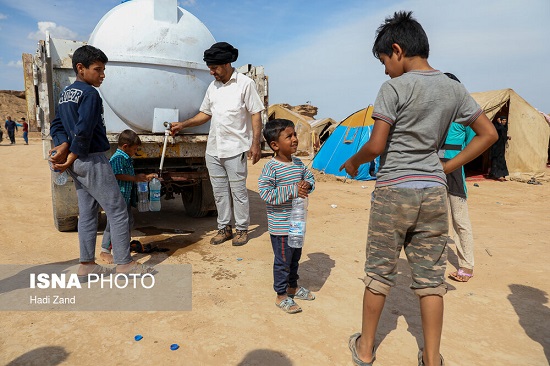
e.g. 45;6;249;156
159;122;171;177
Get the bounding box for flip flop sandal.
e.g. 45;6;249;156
130;240;145;253
116;263;155;279
77;264;114;283
449;269;474;282
289;286;316;301
348;333;375;366
275;297;302;314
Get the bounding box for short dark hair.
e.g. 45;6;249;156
372;11;429;60
72;45;108;73
118;129;141;147
263;119;295;146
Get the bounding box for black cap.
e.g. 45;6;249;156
203;42;238;66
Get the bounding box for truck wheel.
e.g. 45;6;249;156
182;179;216;218
51;173;79;232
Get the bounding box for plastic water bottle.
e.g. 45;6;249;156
137;182;149;212
288;197;308;248
149;177;162;211
49;151;68;185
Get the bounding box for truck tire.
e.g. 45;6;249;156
51;173;79;232
182;179;216;218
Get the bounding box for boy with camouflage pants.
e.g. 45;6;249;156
340;11;497;366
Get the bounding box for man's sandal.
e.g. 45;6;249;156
348;333;376;366
449;268;474;282
289;286;315;301
275;297;302;314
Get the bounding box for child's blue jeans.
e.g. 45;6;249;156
270;234;302;295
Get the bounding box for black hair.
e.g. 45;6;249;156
263;119;295;146
372;11;429;60
118;129;141;147
444;72;461;83
72;45;108;73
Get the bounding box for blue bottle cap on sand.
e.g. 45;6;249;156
134;335;143;341
170;343;179;351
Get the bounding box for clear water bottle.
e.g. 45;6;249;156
137;181;149;212
49;151;68;185
149;177;162;211
288;197;308;248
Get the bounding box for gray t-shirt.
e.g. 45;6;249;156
372;70;482;187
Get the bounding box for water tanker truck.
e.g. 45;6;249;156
23;0;268;231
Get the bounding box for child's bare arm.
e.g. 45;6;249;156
115;174;137;182
339;119;390;177
442;113;498;174
117;173;157;182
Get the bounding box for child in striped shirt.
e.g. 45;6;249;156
258;119;316;314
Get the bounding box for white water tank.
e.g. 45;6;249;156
88;0;215;133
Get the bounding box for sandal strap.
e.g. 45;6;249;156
457;269;473;277
294;286;315;300
278;297;297;310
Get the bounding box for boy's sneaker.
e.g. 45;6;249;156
232;229;248;246
210;225;233;245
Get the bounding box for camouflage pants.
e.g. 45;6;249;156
363;186;448;297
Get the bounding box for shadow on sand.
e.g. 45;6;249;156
6;346;69;366
237;349;293;366
508;284;550;364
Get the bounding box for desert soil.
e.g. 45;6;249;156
0;133;549;366
0;92;27;123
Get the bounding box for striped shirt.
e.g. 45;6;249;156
110;148;134;205
258;157;315;235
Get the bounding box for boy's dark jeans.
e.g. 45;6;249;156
270;234;302;295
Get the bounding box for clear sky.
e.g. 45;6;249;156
0;0;548;121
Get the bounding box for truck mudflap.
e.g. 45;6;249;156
50;172;79;232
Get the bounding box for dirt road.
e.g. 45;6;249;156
1;134;549;365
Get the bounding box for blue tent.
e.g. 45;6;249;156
312;106;379;180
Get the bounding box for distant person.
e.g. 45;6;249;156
441;73;476;283
49;45;152;278
0;125;3;143
339;11;497;366
20;117;29;145
170;41;264;247
100;129;157;264
4;116;17;144
258;119;316;314
489;116;510;181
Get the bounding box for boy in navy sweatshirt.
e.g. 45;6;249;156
49;45;152;278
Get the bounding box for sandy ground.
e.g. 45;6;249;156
0;133;549;366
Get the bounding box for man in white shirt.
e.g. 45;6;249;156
170;42;264;246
